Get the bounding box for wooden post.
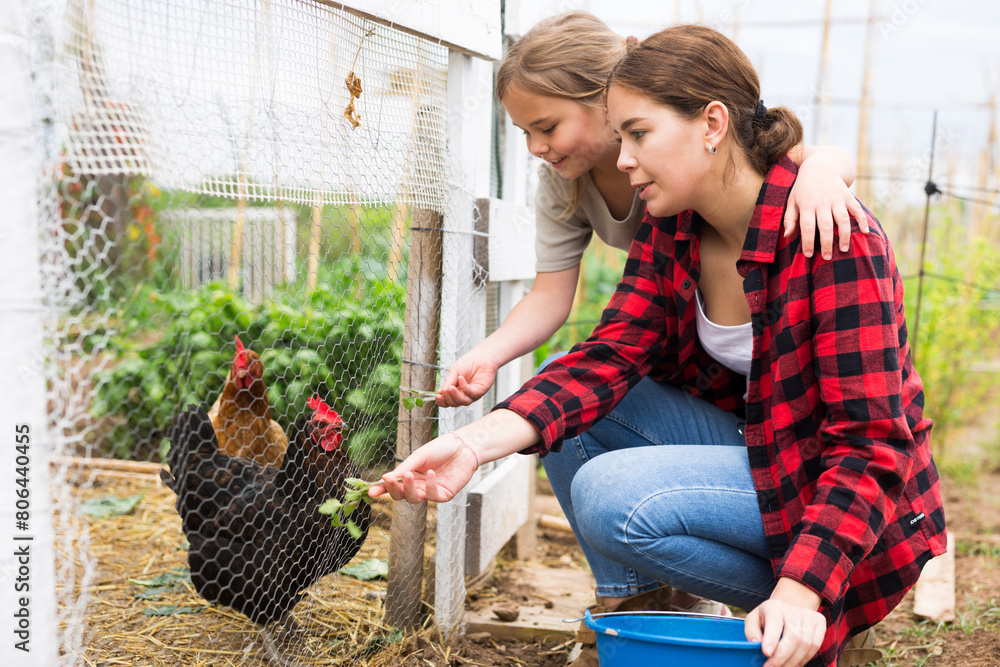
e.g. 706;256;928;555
384;205;442;629
432;51;495;635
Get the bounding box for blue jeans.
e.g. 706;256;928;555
539;357;776;609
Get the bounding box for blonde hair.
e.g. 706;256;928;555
496;11;626;219
608;25;802;177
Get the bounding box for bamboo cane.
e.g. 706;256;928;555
308;193;322;293
856;0;878;205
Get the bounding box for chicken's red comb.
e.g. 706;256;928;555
235;335;245;352
307;395;342;425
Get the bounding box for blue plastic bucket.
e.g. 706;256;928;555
584;610;766;666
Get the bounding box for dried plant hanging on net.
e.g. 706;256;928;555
344;28;376;129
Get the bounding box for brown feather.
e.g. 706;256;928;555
208;346;288;466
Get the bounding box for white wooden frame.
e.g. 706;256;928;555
0;1;60;665
320;0;502;60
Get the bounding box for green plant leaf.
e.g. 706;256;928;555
128;568;192;588
81;493;145;519
339;558;389;581
142;605;208;616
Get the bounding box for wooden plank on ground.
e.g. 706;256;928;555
913;532;956;622
465;565;595;641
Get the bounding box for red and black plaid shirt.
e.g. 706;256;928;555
497;157;947;666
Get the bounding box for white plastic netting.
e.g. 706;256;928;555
27;0;488;663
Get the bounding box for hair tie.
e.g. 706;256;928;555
751;99;768;129
625;35;640;48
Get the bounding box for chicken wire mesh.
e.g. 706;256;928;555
26;0;491;662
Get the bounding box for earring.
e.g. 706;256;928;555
708;145;717;155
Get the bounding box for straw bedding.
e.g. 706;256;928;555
56;465;417;666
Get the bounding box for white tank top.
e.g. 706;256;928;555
694;289;753;377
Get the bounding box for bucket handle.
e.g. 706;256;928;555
563;610;738;623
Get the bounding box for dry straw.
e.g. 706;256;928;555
57;460;422;666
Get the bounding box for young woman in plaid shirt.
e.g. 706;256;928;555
437;10;868;632
374;24;946;667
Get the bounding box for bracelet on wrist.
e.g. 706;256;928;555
451;431;480;468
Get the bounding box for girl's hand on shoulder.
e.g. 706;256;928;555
744;579;826;667
785;155;869;261
436;355;499;407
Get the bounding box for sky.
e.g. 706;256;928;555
579;0;1000;202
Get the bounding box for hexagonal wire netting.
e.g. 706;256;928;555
29;0;489;663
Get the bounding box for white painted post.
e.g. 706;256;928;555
0;1;59;664
434;49;495;634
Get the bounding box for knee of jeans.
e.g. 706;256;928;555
537;350;569;373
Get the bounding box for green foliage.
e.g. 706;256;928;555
400;388;437;410
57;169;181;307
80;493;145;519
338;557;388;581
90;260;407;467
536;243;627;367
904;224;1000;459
318;478;377;540
142;605;209;616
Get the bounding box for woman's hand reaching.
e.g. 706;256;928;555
369;433;480;504
435;354;499;407
745;578;826;667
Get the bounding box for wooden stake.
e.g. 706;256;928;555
912;110;939;364
308;194;321;293
856;0;878;205
389;188;409;284
812;0;834;144
229;171;247;290
348;188;362;298
974;88;998;238
385;206;442;629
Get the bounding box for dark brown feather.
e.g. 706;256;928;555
163;405;370;625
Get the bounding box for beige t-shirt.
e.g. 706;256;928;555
533;162;646;272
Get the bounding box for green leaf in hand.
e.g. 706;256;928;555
319;479;378;539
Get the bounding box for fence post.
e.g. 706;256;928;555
0;1;59;663
432;50;494;634
384;203;441;629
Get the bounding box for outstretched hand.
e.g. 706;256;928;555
435;355;499;407
368;433;480;504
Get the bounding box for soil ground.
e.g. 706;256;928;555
419;470;1000;667
63;457;999;666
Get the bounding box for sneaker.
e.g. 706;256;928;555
671;595;733;617
568;586;674;665
839;627;882;666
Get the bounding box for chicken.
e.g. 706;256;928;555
160;396;371;626
208;335;287;466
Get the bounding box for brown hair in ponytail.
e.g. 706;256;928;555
607;25;802;176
